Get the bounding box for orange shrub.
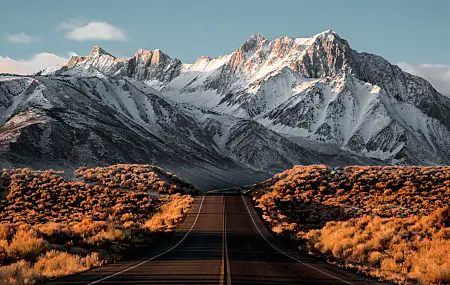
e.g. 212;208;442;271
250;165;450;284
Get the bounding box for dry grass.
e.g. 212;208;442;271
75;164;199;195
0;165;197;284
304;209;450;284
145;193;194;231
0;250;104;284
34;250;103;279
7;229;48;261
250;165;450;284
0;168;157;225
0;260;36;285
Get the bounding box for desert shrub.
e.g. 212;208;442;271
0;164;197;284
145;193;194;231
0;260;37;285
71;219;109;238
0;223;13;240
303;210;450;284
0;169;158;225
87;228;126;246
75;164;198;195
409;239;450;284
34;250;103;278
7;230;48;261
250;165;450;284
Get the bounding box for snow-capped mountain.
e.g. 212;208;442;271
42;30;450;165
0;74;334;189
3;30;449;186
159;30;450;165
39;46;182;89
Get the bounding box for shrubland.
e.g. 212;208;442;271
75;164;198;195
249;165;450;284
0;165;196;284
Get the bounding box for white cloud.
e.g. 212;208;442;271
0;53;71;75
398;62;450;97
58;18;127;41
6;33;40;44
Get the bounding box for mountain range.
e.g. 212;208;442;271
1;30;449;189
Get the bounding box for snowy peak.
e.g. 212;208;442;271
296;30;352;78
132;48;173;66
89;46;115;58
194;55;212;63
126;48;181;85
223;30;353;80
312;29;341;40
150;49;171;65
134;48;153;63
240;34;267;53
227;34;268;73
5;29;450;174
308;29;350;58
47;30;353;83
42;46;182;86
66;55;86;69
64;46;119;72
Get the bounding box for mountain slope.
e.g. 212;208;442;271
0;75;324;189
42;30;450;165
5;29;449;181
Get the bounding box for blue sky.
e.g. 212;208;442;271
0;0;449;94
0;0;448;63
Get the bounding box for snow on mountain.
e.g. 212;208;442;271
163;31;450;165
13;29;450;172
38;46;181;87
0;75;329;189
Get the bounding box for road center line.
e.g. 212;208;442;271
219;194;232;285
220;195;225;284
240;194;355;285
224;196;231;285
86;193;207;285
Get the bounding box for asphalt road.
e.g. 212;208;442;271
47;190;382;285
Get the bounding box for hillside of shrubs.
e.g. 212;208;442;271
75;164;199;195
249;165;450;284
0;165;196;284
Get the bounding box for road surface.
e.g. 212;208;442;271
47;190;382;284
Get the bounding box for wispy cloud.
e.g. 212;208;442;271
58;18;127;41
0;53;72;75
398;63;450;97
6;33;40;44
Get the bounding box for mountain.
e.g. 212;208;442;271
40;46;182;89
2;29;449;187
0;74;332;189
43;30;450;165
159;30;450;165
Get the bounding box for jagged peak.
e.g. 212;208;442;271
247;33;266;42
89;46;115;58
312;29;343;41
151;48;171;64
198;55;212;60
132;48;175;64
193;55;212;64
135;48;152;55
240;34;267;53
134;48;152;59
274;35;294;42
320;29;337;35
152;49;162;57
304;30;351;53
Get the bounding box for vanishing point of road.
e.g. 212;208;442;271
47;189;382;285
